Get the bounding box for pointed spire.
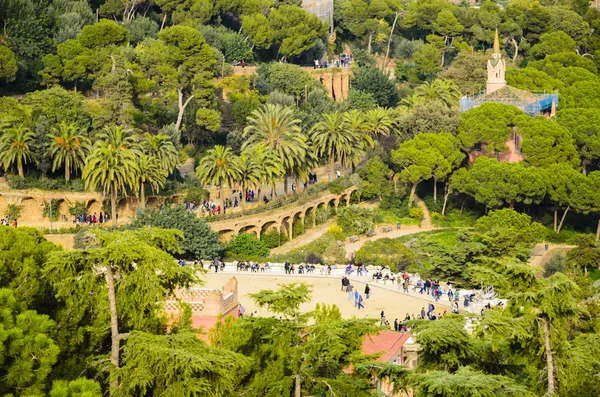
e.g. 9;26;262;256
493;29;500;54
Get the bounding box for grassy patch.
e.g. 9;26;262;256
373;208;421;226
432;209;479;228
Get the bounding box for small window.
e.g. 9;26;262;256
496;72;498;78
474;143;482;152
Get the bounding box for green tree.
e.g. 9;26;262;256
575;171;600;241
242;104;308;194
336;205;375;235
359;156;392;200
413;43;442;77
130;205;223;259
136;25;216;130
82;125;139;228
441;50;488;96
565;235;600;276
457;103;523;153
355;238;414;271
142;133;179;173
44;228;198;394
78;19;129;48
350;67;397;107
530;31;577;59
135;154;167;209
0;45;18;82
0;125;35;177
211;283;378;397
268;5;327;58
226;232;270;259
310;111;359;179
236;151;261;208
49;378;102;397
556;108;600;174
544;164;587;233
195;145;240;212
47;122;91;182
474;208;546;258
0;288;59;397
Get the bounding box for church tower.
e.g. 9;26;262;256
486;30;506;95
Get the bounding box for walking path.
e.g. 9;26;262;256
529;243;576;268
270;219;334;255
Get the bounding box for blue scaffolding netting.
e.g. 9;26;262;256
460;91;558;117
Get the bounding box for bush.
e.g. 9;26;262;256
292;219;304;238
543;253;566;278
226;233;270;259
322;240;347;265
409;207;424;220
4;204;22;220
186;187;210;204
355;238;415;272
130;205;223;260
305;252;324;265
336;205;374;235
379;195;410;218
261;229;281;249
315;207;334;225
329;182;344;194
69;201;87;216
328;225;346;240
42;200;60;221
7;175;86;191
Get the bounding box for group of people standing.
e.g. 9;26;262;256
72;212;110;225
341;276;369;310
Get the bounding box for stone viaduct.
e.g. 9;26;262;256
210;186;358;241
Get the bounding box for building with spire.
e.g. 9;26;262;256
459;30;558;117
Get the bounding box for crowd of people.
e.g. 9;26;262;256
313;53;352;69
0;218;17;227
72;212;109;225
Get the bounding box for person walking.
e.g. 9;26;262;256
347;284;354;301
354;289;359;307
420;307;426;320
394;318;399;332
213;257;219;273
357;294;364;310
402;279;409;293
380;311;386;326
365;284;370;299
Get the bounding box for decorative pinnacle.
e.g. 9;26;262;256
493;29;500;54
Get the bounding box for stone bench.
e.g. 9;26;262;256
349;236;359;242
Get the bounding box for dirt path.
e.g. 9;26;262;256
529;243;575;268
344;225;437;258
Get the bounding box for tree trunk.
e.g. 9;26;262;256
241;182;245;208
596;216;600;242
17;157;23;177
553;207;558;232
111;187;118;228
384;12;400;68
219;182;225;215
409;183;417;207
367;31;374;54
140;182;146;209
511;37;519;63
175;88;194;131
442;183;449;216
105;266;120;393
160;13;167;31
330;155;335;183
433;179;437;203
541;318;555;396
295;363;302;397
440;49;445;68
65;160;70;182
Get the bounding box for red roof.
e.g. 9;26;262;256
362;330;412;363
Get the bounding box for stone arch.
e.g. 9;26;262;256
349;190;360;204
87;199;102;214
303;206;316;229
0;196;7;219
238;225;259;237
291;211;304;238
260;220;279;237
20;197;39;221
56;198;70;221
218;229;236;243
280;216;292;241
146;196;160;209
338;193;350;208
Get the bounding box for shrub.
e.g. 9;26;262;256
379;195;410;218
130;205;223;260
292;219;304;238
42;200;60;221
430;211;444;225
355;238;415;272
329;182;344;194
305;252;324;265
315;207;333;225
4;204;22;220
543;253;566;278
225;233;270;259
328;225;346;240
186;187;210;204
69;201;88;216
409;207;424;220
322;240;347;265
336;205;374;235
261;229;281;249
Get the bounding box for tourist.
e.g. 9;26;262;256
346;284;354;301
341;276;348;291
213;257;219;273
364;284;370;299
420;307;426;319
394;318;399;332
354;289;359;306
425;279;431;295
380;311;386;326
327;265;331;275
238;303;245;317
357;294;364;310
402;279;409;293
12;219;17;228
241;59;245;68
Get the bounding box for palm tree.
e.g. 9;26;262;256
83;125;139;228
47;122;90;182
413;79;461;108
343;110;374;173
0;125;35;177
243;104;308;194
249;144;285;202
196;145;240;213
310;111;358;179
135;154;167;209
236;152;261;207
142;133;179;172
363;108;393;136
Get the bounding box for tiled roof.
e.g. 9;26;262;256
480;85;540;103
362;330;412;363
